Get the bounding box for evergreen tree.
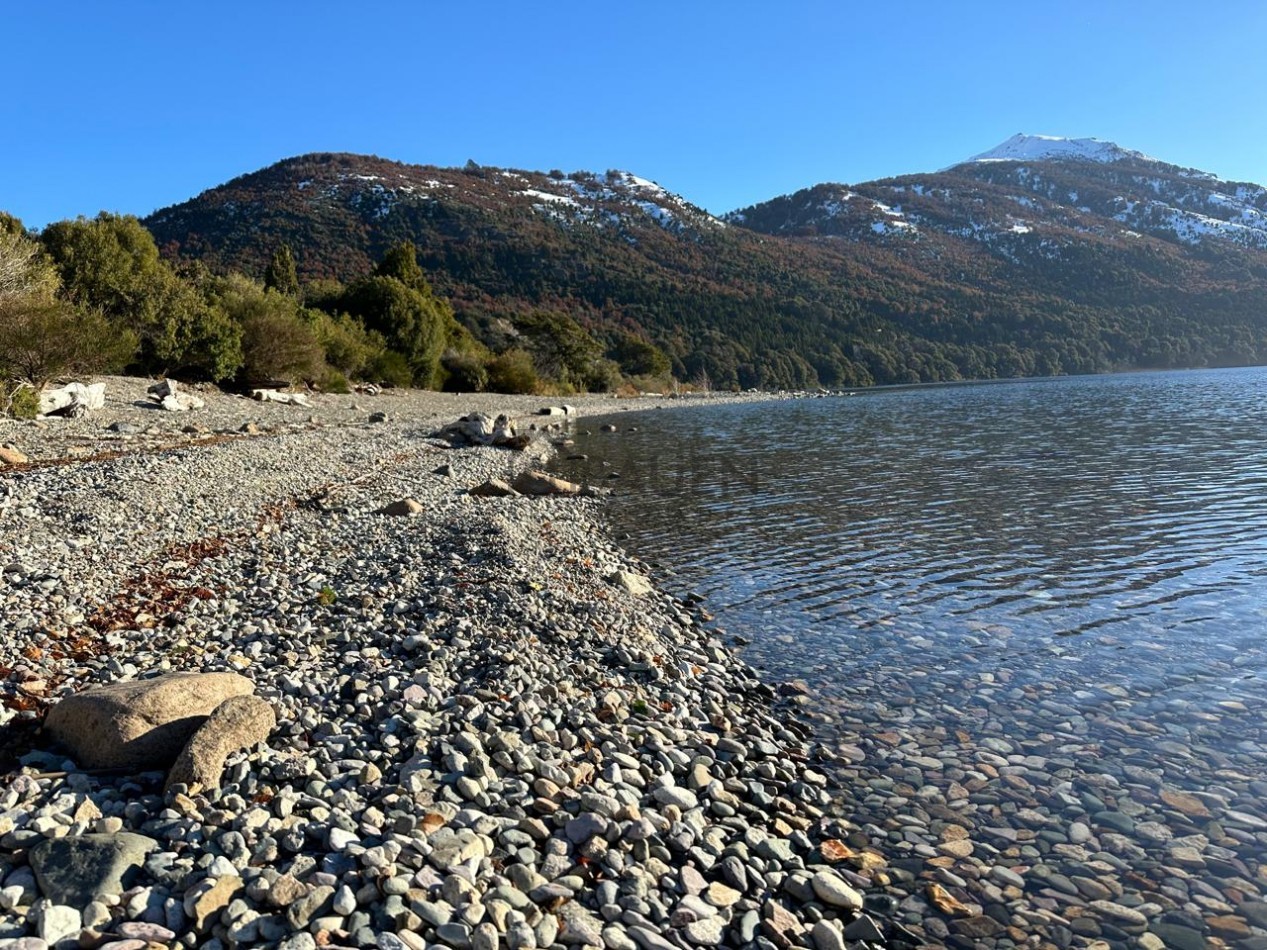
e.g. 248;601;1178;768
341;276;455;388
512;311;603;387
263;244;299;296
374;241;428;293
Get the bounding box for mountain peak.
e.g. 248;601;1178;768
959;133;1153;167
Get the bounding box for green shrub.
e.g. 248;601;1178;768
319;367;351;394
238;298;323;384
312;311;387;379
369;350;413;388
2;382;39;419
38;213;240;380
486;348;539;394
302;278;346;313
512;310;603;388
609;331;671;377
440;349;488;392
148;287;243;382
206;274;320;384
0;218;57;302
583;358;623;393
0;296;136;384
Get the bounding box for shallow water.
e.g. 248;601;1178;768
566;370;1267;701
559;368;1267;943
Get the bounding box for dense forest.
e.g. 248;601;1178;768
4;146;1267;411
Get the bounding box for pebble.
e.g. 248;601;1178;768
812;919;846;950
684;916;724;946
810;871;864;910
34;902;80;944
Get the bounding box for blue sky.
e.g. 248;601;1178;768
7;1;1267;228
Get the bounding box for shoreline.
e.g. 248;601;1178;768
0;379;899;949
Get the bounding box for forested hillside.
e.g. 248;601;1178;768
121;139;1267;389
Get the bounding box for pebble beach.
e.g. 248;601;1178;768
7;377;1264;950
0;379;889;950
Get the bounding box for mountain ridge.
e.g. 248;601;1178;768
141;140;1267;390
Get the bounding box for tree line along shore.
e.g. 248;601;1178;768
0;212;678;421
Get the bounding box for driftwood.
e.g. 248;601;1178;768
252;389;312;407
512;469;584;496
147;379;204;412
434;412;531;451
39;382;105;418
298;470;379;511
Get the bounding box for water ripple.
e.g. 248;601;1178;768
560;367;1267;709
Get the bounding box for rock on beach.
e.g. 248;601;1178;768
164;694;276;792
43;672;255;770
28;832;158;908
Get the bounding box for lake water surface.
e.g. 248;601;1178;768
559;368;1267;946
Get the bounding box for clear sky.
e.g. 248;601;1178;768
7;0;1267;229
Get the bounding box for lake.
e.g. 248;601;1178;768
558;368;1267;946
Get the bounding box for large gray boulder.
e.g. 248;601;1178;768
29;833;158;909
44;672;255;770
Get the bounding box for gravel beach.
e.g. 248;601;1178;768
0;379;888;950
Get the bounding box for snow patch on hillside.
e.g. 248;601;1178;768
817;193;858;217
512;172;723;232
522;189;578;207
636;201;677;226
871;219;915;235
1111;195;1267;248
622;173;668;196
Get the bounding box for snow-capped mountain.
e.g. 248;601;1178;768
950;135;1267;250
961;133;1152;166
145;154;722;260
735;134;1267;252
